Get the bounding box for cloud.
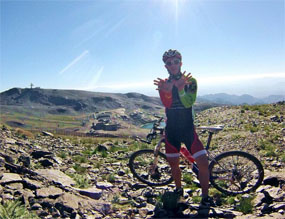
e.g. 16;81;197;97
74;24;108;48
59;50;89;75
74;16;127;48
85;66;104;90
105;17;126;37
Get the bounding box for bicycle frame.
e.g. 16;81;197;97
132;119;264;194
149;123;225;180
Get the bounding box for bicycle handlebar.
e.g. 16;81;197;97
133;116;165;144
153;117;164;127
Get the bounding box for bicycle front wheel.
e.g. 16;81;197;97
209;151;264;195
129;149;173;186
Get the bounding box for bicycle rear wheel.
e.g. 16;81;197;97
209;151;264;195
129;149;173;186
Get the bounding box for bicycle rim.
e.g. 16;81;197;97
209;151;264;195
129;149;173;186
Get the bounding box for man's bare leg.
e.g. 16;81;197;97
167;156;181;189
195;154;209;197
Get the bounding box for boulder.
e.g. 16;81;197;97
36;186;63;198
42;131;54;137
96;182;113;190
31;150;53;159
74;186;102;200
0;173;22;184
35;169;76;187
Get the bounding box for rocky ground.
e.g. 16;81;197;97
0;103;284;218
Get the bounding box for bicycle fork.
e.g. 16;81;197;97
150;139;164;175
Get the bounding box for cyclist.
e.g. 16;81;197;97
154;49;212;208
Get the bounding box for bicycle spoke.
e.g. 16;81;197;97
129;149;173;186
210;151;264;195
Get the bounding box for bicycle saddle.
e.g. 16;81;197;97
196;125;224;133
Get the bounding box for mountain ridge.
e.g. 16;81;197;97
0;87;219;115
1;88;284;116
0;87;163;114
198;92;284;105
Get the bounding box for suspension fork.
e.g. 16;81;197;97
150;138;164;174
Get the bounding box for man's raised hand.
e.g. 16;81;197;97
174;71;192;91
154;78;173;92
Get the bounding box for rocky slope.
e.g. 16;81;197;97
0;88;163;114
0;103;284;218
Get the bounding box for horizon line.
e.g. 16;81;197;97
1;86;284;99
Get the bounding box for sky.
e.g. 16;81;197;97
1;0;284;97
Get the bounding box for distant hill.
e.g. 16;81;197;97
0;87;217;116
0;88;164;114
198;93;285;105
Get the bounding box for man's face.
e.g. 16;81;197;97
164;57;182;75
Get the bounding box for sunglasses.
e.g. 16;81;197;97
166;59;181;66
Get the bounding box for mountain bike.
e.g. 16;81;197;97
129;116;264;195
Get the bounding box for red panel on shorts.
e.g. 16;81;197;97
165;138;179;154
189;129;205;155
164;129;205;156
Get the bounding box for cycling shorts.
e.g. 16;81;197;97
165;127;206;159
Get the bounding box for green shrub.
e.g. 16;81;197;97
124;167;130;175
0;200;39;219
281;153;285;162
93;160;103;169
32;161;43;169
73;174;90;188
111;194;120;204
73;155;87;163
249;126;259;133
81;137;94;145
129;141;143;151
263;148;277;157
270;134;280;142
109;145;119;153
235;195;254;214
73;163;87;174
192;196;202;204
107;174;116;183
57;151;67;159
100;150;108;158
208;188;229;206
226;196;236;205
231;134;242;141
154;192;163;208
209;188;223;199
258;139;267;150
242;105;250;111
258;139;277;157
183;173;193;185
82;144;93;155
264;125;271;133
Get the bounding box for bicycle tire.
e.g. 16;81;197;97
129;149;173;186
209;151;264;195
